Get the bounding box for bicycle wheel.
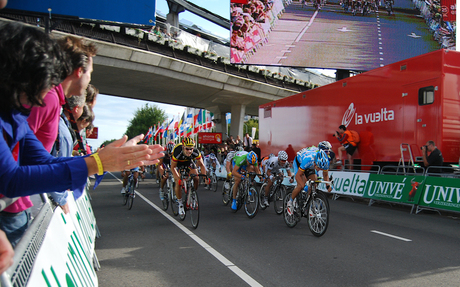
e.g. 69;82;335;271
161;187;169;211
236;186;244;211
179;183;187;221
273;185;286;215
244;187;259;218
306;191;329;237
170;182;179;216
283;192;298;228
189;188;200;229
222;180;231;206
210;174;218;192
122;191;128;206
258;183;267;210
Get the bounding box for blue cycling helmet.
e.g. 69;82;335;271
315;150;330;170
247;151;257;165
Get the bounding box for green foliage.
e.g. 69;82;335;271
244;118;259;139
125;104;167;140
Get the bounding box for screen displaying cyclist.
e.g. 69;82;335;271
171;137;206;216
158;141;175;200
263;151;293;207
286;149;330;216
231;150;261;211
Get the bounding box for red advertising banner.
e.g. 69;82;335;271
441;0;456;21
198;132;223;144
231;0;248;4
87;127;98;139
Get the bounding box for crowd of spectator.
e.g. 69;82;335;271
413;0;456;49
230;0;289;63
0;21;164;275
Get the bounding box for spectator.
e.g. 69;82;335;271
333;125;358;169
235;135;243;149
244;133;253;151
0;22;164;247
422;140;444;173
0;230;13;275
226;135;236;150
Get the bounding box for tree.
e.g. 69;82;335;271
244;118;259;139
125;104;167;140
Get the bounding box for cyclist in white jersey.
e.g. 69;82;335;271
263;151;294;207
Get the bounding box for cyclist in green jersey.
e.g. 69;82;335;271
231;151;261;210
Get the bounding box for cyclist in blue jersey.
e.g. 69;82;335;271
286;149;331;215
231;151;261;210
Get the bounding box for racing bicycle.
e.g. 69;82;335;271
222;176;234;206
259;173;288;214
283;178;332;237
232;171;260;219
160;167;174;211
206;166;218;192
176;167;206;229
122;172;137;210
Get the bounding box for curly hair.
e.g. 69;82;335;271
0;22;69;113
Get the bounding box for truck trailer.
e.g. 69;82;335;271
259;49;460;167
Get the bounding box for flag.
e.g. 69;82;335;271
153;121;162;138
194;109;203;133
176;111;185;135
206;111;213;129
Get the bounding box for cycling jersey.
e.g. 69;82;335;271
232;151;250;167
260;156;270;174
293;150;316;175
266;156;291;175
172;143;202;168
204;154;219;169
224;151;237;164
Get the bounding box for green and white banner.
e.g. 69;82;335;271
27;190;98;287
418;177;460;212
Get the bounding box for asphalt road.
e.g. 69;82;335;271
91;172;460;287
248;0;439;70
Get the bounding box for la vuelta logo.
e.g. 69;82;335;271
342;103;395;126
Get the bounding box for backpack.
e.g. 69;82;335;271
349;130;360;144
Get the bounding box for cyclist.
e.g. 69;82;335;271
260;153;275;176
158;141;175;200
203;152;220;189
171;137;207;216
223;146;242;180
231;150;261;211
286;149;330;216
121;167;139;194
263;151;294;207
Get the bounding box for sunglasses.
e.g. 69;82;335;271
184;147;194;151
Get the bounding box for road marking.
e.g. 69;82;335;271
109;172;263;287
295;10;319;42
371;230;412;242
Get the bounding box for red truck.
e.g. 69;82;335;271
259;49;460;166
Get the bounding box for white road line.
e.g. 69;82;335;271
371;230;412;242
109;172;263;287
295;10;319;42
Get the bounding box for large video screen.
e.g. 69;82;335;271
230;0;456;71
6;0;156;26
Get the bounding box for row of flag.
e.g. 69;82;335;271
143;108;216;143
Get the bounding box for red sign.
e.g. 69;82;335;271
231;0;248;4
87;127;98;139
198;132;223;144
441;0;456;21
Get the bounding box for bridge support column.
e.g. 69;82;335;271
166;0;185;32
230;104;245;140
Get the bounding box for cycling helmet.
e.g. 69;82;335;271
278;150;288;161
209;153;217;159
166;142;175;154
247;151;257;165
315;150;330;170
268;153;275;158
236;146;244;152
318;141;332;151
182;136;195;147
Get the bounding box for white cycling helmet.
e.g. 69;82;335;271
278;150;288;161
318;141;332;151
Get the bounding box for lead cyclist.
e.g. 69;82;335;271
286;149;330;216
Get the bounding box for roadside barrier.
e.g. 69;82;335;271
1;182;98;287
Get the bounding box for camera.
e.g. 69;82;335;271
420;145;427;150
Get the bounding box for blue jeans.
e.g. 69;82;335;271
0;210;30;248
